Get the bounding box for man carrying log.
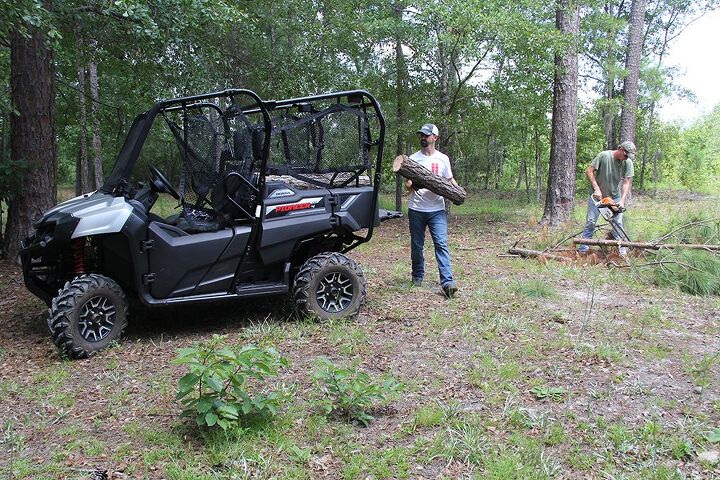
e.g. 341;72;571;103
577;140;636;257
403;123;459;298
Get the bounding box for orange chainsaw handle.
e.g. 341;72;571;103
597;197;625;213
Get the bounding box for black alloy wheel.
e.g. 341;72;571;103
293;252;366;320
48;274;129;359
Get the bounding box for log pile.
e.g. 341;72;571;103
392;155;466;205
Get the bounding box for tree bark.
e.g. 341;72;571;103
495;147;504;190
638;102;654;190
541;0;579;226
89;56;103;189
652;150;661;197
619;0;646;142
639;14;670;191
393;155;466;205
436;33;456;215
394;1;407;212
534;126;542;202
5;22;57;261
77;63;90;195
483;132;492;190
516;157;525;189
602;0;622;149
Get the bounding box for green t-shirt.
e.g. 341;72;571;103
589;150;634;198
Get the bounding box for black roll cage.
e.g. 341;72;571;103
100;88;386;249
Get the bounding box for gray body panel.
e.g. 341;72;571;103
42;191;134;239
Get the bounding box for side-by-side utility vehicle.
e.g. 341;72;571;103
20;89;398;358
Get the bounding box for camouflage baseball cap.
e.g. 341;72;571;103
417;123;439;136
619;140;636;159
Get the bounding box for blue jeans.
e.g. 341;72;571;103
408;208;454;287
577;195;625;252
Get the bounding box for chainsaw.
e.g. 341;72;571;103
594;196;630;241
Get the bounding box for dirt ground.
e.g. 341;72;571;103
1;207;719;479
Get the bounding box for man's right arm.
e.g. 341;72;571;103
586;165;602;199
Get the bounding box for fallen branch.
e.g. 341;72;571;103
508;246;571;262
573;238;720;251
654;217;720;243
545;229;584;253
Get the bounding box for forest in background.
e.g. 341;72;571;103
1;0;720;256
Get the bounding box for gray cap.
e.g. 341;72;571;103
619;140;636;160
417;123;439;136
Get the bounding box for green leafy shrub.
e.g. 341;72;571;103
530;385;567;402
174;335;288;430
312;358;401;426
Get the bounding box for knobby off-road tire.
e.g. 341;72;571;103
48;274;129;359
293;252;367;320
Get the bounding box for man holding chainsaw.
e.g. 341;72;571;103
577;140;636;256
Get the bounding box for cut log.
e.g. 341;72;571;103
573;238;720;251
266;174;370;189
508;246;571;262
392;155;467;205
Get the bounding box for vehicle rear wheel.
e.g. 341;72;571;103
293;252;366;320
48;274;129;359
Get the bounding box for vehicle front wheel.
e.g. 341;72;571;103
48;274;129;359
293;252;366;320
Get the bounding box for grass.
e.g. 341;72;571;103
3;190;720;478
686;352;720;388
511;279;558;298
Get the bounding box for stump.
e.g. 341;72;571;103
392;155;467;205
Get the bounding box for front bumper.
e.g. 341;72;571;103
20;212;80;305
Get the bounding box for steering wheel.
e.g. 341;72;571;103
149;165;180;200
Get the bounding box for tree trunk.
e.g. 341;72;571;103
89;56;103;188
640;19;670;191
638;102;654;190
437;34;456;215
394;1;407;212
524;159;531;202
393;155;466;205
495;147;504;190
5;23;57;261
483;132;492;190
534;126;542;202
619;0;646;142
652;150;660;197
541;0;579;226
77;63;90;195
516;157;525;189
602;0;622;149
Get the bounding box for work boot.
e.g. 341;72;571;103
411;278;423;287
442;282;458;299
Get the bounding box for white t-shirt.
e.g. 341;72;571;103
407;150;453;212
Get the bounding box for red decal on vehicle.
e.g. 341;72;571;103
275;202;312;213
